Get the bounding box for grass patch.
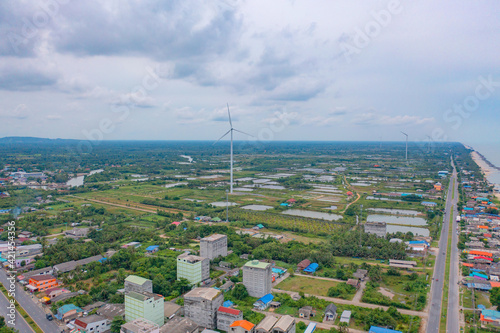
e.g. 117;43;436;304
275;275;355;300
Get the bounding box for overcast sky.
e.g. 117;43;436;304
0;0;499;144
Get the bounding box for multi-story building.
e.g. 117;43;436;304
200;234;228;260
184;288;224;329
124;291;164;326
177;253;210;285
243;260;272;298
217;306;243;332
27;275;59;292
125;275;153;293
74;315;110;333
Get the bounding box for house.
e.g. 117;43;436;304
480;309;500;326
253;294;274;311
18;231;33;238
121;241;141;249
347;279;360;289
55;304;83;321
164;301;182;320
74;315;110;333
220;261;233;269
303;263;319;274
369;327;403;333
272;315;295;333
255;315;278;333
27;275;59;292
220;280;235;292
297;259;311;271
339;310;351;324
160;316;199;333
64;228;89;239
146;245;159;253
229;320;255;333
217;306;243;332
421;201;437;207
96;303;125;321
298;306;315;319
324;303;337;321
44;287;70;299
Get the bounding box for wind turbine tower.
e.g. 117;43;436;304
215;104;252;193
401;131;408;161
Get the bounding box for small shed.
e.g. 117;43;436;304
347;279;360;289
145;245;159;253
299;306;315;319
303;263;319;274
297;259;311;271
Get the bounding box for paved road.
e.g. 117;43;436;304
427;160;458;333
0;270;62;333
447;162;460;333
0;284;34;333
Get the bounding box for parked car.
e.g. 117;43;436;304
46;314;53;321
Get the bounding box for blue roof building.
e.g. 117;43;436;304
55;304;83;320
304;322;317;333
369;326;402;333
253;294;274;310
223;300;234;308
145;245;159;253
303;263;319;273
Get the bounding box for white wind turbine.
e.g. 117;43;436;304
214;104;252;193
401;131;408;161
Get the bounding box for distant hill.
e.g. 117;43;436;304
0;136;76;144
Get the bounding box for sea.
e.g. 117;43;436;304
471;142;500;189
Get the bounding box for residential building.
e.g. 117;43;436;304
184;287;224;329
97;303;125;321
220;280;235;292
297;259;311;271
217;306;243;332
243;260;272;298
272;315;295;333
339;310;351;324
55;304;83;321
177;252;210;285
347;279;360;289
480;309;500;327
124;291;164;326
253;294;274;311
160;316;199;333
164;301;182;320
230;320;255;333
74;315;110;333
324;303;337;321
44;287;70;299
256;316;279;333
125;275;153;293
146;245;159;253
121;318;159;333
27;275;59;292
353;269;368;280
200;234;228;260
298;306;315;319
64;228;89;239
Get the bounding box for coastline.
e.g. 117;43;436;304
469;148;500;200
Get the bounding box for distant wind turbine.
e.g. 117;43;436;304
401;131;408;161
214;104;253;193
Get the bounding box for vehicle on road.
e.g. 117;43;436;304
46;314;53;321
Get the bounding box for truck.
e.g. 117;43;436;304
456;216;461;222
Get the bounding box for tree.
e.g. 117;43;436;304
490;287;500;309
111;316;125;333
231;284;248;300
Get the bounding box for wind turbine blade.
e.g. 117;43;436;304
233;129;255;138
400;131;408;137
227;103;233;128
213;129;231;145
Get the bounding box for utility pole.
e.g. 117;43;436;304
360;204;363;247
